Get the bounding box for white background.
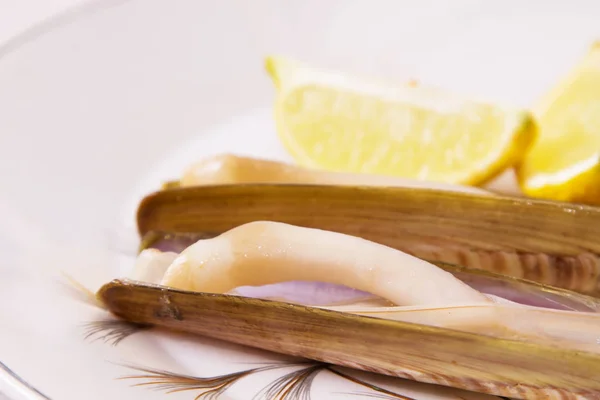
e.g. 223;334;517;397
0;0;84;44
0;2;84;400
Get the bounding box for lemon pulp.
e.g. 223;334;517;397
267;56;537;186
518;42;600;204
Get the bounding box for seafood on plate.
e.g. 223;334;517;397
100;220;600;399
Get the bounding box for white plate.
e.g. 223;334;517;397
1;1;599;399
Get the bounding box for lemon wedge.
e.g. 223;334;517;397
517;42;600;204
266;56;537;186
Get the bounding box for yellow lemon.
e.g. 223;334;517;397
266;56;536;186
517;42;600;205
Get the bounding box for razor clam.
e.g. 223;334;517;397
100;222;600;399
131;221;600;347
138;230;600;312
163;153;490;195
137;184;600;295
99;279;600;400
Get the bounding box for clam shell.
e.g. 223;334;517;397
98;279;600;400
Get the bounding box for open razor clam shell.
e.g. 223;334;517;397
130;219;600;347
136;184;600;295
98;279;600;400
139;230;600;312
